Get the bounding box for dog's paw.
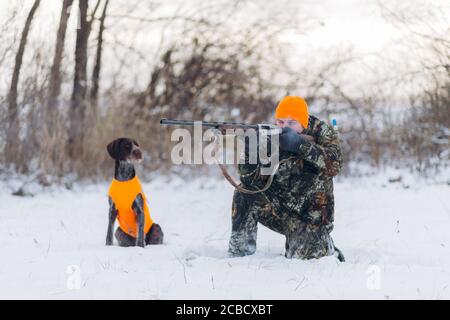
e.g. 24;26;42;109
105;237;113;246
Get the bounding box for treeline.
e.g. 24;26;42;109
0;0;448;183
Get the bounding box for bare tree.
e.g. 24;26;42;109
378;0;450;171
68;0;101;159
2;0;361;178
5;0;41;164
47;0;74;125
91;0;110;108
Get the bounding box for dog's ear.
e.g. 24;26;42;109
107;140;118;159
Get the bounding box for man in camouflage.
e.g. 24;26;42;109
228;96;345;261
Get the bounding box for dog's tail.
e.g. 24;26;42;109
334;245;345;262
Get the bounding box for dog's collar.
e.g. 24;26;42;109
111;175;139;184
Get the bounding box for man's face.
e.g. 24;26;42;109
275;118;304;133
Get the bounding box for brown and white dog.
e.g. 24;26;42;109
105;138;163;247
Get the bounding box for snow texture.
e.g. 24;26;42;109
0;169;449;299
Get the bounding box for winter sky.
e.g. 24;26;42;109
0;0;448;94
3;0;446;53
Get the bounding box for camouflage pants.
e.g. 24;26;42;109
228;190;336;259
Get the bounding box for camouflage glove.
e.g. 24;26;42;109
279;127;307;154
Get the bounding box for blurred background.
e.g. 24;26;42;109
0;0;448;183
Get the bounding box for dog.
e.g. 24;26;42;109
106;138;163;247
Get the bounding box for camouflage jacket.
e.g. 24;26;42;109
238;115;343;226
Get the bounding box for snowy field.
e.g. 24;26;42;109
0;169;449;299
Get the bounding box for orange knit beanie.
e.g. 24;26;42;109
275;96;309;129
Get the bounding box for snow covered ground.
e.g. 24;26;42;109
0;169;449;299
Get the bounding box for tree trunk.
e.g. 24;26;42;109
68;0;90;159
90;0;109;110
5;0;41;164
47;0;73;124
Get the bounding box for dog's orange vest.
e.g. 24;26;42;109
108;176;153;238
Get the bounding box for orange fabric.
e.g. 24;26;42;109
275;96;309;129
108;176;153;238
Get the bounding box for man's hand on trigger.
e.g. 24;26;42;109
279;127;310;153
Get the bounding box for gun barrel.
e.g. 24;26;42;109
160;118;259;129
160;119;198;126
